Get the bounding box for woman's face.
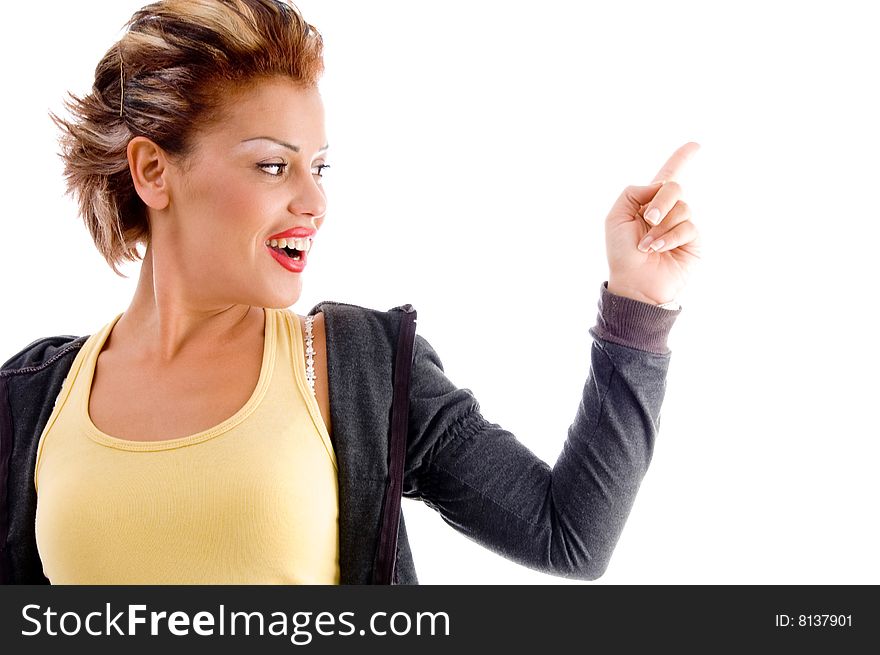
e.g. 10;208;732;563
158;77;329;310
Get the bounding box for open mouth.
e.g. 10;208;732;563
271;245;302;261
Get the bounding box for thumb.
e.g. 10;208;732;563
626;181;665;206
607;181;665;224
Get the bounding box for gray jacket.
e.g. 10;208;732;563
0;281;681;584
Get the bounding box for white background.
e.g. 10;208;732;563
1;0;877;584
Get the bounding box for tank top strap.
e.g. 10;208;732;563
304;315;317;398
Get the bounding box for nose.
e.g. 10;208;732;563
287;169;327;226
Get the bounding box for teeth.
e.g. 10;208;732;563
265;237;312;252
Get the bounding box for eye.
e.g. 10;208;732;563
257;162;287;177
313;163;331;179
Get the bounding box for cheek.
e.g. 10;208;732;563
189;170;269;236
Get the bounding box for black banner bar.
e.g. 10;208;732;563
0;585;875;653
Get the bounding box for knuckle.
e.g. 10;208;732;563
665;221;696;246
664;180;682;194
667;225;685;242
659;232;677;248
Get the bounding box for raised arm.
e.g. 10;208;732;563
401;280;682;580
402;143;699;579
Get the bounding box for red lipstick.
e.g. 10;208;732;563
267;226;316;240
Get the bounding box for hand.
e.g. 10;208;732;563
604;141;702;305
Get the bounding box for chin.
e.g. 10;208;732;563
255;284;304;310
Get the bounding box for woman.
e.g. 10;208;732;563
0;0;700;584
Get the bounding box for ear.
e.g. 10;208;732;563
127;136;170;210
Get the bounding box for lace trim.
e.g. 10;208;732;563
304;315;317;397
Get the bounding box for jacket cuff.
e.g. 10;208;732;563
588;280;682;355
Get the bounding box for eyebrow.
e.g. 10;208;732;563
241;136;330;153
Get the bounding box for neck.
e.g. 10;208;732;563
113;241;257;363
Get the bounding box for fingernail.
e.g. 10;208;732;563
649;239;665;252
645;207;661;224
638;235;654;252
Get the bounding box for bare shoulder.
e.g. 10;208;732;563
296;311;332;437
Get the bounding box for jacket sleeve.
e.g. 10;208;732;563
401;281;683;581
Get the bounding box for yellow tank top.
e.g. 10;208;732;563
33;307;340;584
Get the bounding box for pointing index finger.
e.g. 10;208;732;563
651;141;701;184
